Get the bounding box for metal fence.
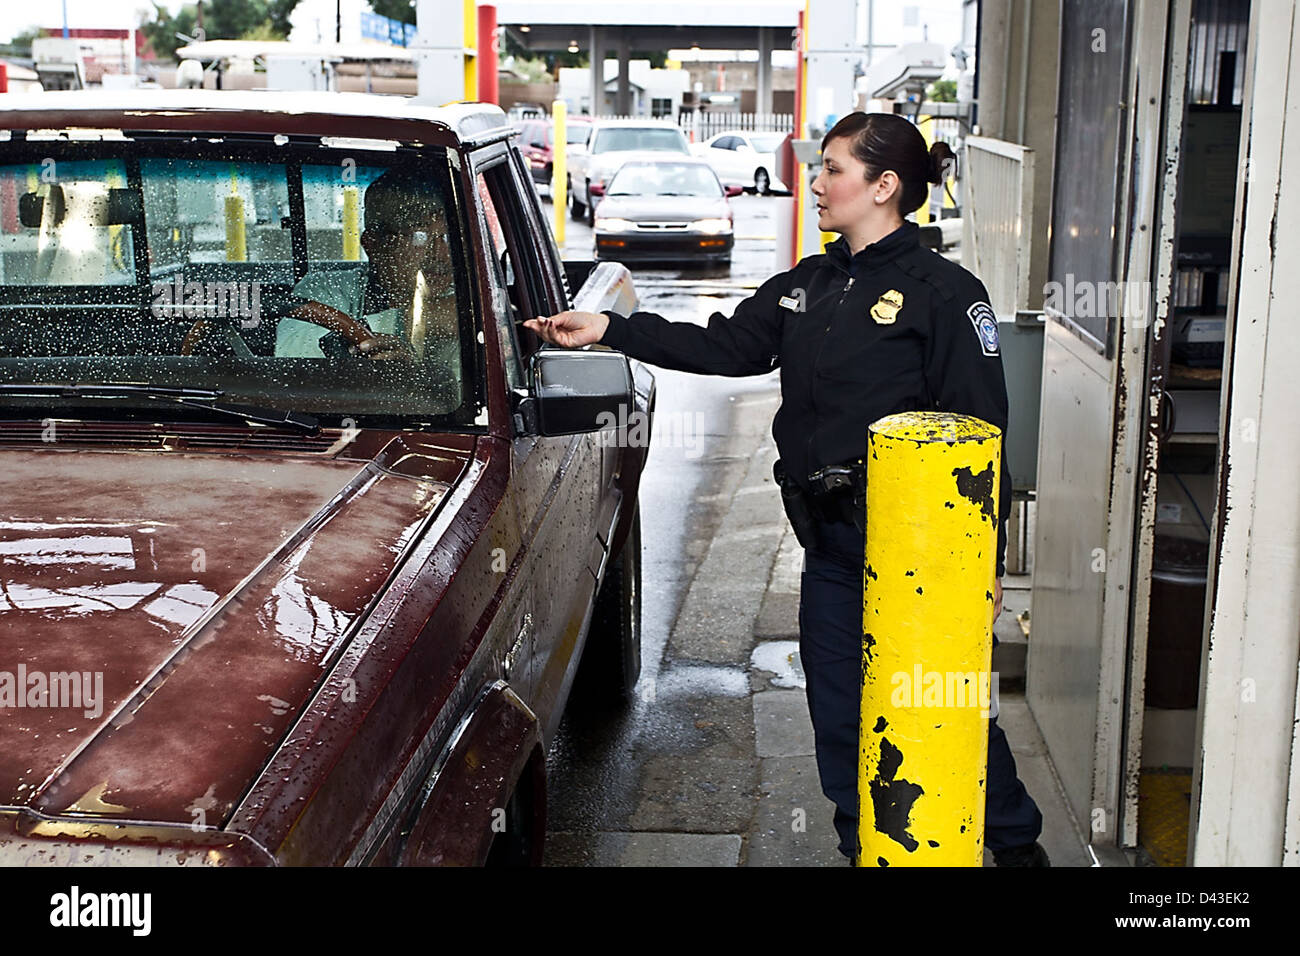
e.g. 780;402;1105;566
961;136;1036;319
591;112;796;142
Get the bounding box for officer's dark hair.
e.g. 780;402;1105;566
820;112;955;215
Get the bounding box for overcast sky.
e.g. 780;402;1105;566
4;0;964;54
1;1;183;44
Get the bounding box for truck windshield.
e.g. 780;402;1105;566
591;128;688;154
0;135;482;430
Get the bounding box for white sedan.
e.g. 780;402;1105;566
691;130;790;194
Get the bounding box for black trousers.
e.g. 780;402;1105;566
797;517;1044;859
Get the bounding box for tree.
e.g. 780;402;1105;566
927;79;957;103
368;0;417;25
139;2;198;62
138;0;301;61
268;0;302;37
2;26;45;57
203;0;275;40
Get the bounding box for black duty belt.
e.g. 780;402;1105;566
774;458;867;549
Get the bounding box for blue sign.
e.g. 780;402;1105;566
360;11;414;47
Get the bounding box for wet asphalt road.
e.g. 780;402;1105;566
536;191;786;854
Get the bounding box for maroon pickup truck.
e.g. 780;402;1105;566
0;91;652;866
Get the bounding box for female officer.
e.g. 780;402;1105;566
524;111;1049;867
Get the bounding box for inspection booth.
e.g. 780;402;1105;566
971;0;1300;865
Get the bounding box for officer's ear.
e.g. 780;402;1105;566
872;170;901;206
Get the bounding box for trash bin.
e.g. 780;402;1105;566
1144;534;1209;709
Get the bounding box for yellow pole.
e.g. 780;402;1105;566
341;186;361;260
917;114;933;225
225;165;246;262
224;196;247;261
794;0;809;259
552;99;567;248
858;411;1000;867
463;0;477;101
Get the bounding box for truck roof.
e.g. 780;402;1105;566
0;90;511;145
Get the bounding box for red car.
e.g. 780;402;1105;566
0;91;652;866
514;116;593;191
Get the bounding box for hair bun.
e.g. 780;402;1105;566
928;141;956;185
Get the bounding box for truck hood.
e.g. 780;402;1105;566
0;436;470;826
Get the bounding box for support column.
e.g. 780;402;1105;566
616;31;631;116
800;0;858;257
589;25;604;116
757;26;773;115
413;0;466;105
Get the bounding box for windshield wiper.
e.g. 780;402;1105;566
0;382;321;435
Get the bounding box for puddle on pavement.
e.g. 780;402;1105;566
750;640;805;689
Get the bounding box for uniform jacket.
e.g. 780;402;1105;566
599;220;1014;576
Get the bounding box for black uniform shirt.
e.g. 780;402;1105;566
600;220;1014;576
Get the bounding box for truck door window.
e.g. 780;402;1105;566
475;170;525;391
478;160;558;328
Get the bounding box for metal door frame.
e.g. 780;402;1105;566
1112;0;1197;850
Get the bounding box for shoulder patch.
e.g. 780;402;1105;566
967;301;1000;356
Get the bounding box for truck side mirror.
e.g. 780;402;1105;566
527;348;634;437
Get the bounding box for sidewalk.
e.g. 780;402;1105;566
547;379;1094;866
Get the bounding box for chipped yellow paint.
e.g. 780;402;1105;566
858;411;1001;867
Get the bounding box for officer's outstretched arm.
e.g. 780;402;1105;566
539;270;790;377
923;278;1014;579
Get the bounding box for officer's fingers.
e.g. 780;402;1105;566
522;317;554;342
546;310;585;327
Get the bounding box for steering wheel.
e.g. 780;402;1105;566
180;301;409;359
179;319;255;357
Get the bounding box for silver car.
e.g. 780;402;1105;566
591;159;741;266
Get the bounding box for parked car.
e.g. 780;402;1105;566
566;119;692;225
506;103;546;122
0;90;654;867
692;129;791;194
592;159;741;266
513;116;593;192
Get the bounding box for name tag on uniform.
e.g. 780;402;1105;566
778;294;803;312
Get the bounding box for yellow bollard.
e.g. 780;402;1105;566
341;186;361;260
224;195;247;262
552;99;566;248
858;411;1001;867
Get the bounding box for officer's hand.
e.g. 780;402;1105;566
993;578;1003;620
523;310;609;348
